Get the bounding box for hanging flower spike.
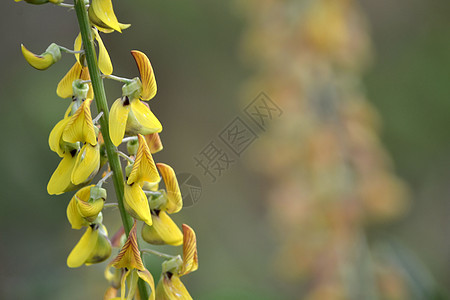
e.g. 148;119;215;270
155;225;198;300
141;210;183;246
67;223;112;268
131;50;157;101
157;163;183;214
21;43;61;70
67;185;106;229
88;0;130;34
110;221;156;300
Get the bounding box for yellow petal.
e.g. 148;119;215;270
128;100;162;135
49;117;71;157
109;98;130;146
127;134;160;185
137;269;156;300
91;0;122;33
157;163;182;214
124;183;152;226
71;143;100;185
111;221;145;271
74;33;82;65
67;191;90;229
47;151;78;195
76;188;104;221
93;29;113;75
179;225;198;276
63;99;97;146
156;274;192;300
141;211;183;246
57;62;83;99
85;224;112;265
130;50;157;100
145;133;163;154
67;226;98;268
21;44;54;70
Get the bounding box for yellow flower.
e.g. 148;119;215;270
88;0;130;33
47;99;100;195
155;225;198;300
123;135;159;225
21;43;61;70
109;221;156;300
109;51;161;146
67;223;112;268
57;61;93;99
67;185;106;229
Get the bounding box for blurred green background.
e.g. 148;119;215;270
1;0;450;299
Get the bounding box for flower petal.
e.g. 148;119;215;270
155;274;192;300
63;99;97;146
141;211;183;246
131;50;157;100
180;225;198;276
47;151;78;195
74;33;82;65
91;0;122;33
67;188;90;229
67;226;98;268
157;163;182;214
57;62;83;99
127;134;160;185
109;98;130;147
145;133;163;154
128;100;162;135
85;224;112;265
71;143;100;185
93;29;113;75
124;183;152;226
111;221;145;271
137;269;156;300
49;117;71;157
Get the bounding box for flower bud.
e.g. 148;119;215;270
21;43;61;70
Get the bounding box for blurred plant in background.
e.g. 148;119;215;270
238;0;444;298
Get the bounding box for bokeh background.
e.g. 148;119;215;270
1;0;450;299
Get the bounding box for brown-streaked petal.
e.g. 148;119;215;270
110;221;145;271
145;133;163;154
63;99;97;146
157;163;182;214
127;134;159;185
179;224;198;276
131;50;157;101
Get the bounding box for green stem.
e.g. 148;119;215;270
73;1;149;299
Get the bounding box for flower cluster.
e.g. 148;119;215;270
240;0;409;298
17;0;198;299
